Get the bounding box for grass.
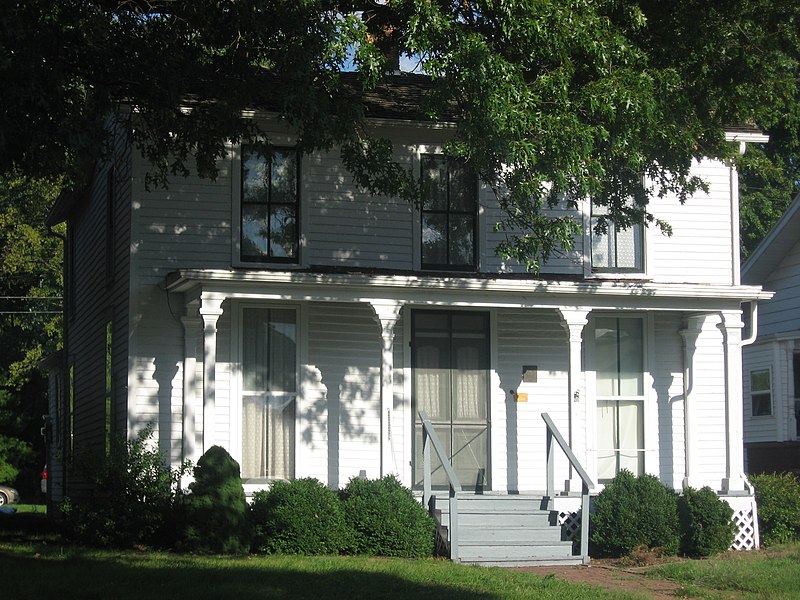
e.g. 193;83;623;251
3;509;800;600
0;510;645;600
11;503;47;514
645;544;800;599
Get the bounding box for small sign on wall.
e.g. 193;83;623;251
522;365;538;383
514;392;529;403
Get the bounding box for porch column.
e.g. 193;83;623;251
719;310;746;493
181;299;201;472
680;315;704;490
199;294;224;454
558;308;590;492
370;300;403;477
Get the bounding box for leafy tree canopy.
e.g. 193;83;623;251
2;0;798;269
0;174;63;488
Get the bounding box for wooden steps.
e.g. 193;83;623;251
432;494;585;567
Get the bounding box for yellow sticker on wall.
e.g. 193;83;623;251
515;393;528;403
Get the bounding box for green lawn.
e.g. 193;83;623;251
0;510;642;600
646;544;800;599
3;509;800;600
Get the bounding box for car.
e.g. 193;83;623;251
0;485;20;506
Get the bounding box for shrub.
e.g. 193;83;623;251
678;486;735;556
61;424;187;548
340;475;435;558
179;445;249;554
250;478;350;555
750;472;800;546
590;470;680;557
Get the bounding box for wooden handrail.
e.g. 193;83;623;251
419;410;462;561
541;412;594;565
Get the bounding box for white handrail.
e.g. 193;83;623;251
419;410;462;561
542;412;594;564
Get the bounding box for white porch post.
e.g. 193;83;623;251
199;294;224;454
558;308;590;492
719;310;747;493
181;299;201;473
370;300;403;478
680;315;704;490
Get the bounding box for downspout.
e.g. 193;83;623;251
741;301;758;347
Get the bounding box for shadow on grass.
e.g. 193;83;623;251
0;548;500;600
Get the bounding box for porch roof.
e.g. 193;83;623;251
165;268;772;312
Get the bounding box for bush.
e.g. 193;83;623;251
179;445;249;554
678;486;735;556
61;424;186;548
250;478;350;555
750;472;800;546
590;470;680;557
340;475;435;558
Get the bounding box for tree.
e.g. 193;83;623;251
1;1;798;269
0;175;63;490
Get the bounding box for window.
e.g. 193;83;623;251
241;146;299;263
595;316;645;482
750;368;772;417
241;308;296;481
420;155;478;270
591;204;643;272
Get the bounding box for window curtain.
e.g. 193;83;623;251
595;317;644;481
241;308;296;480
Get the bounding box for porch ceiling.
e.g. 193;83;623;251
166;269;771;312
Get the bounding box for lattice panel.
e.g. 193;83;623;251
731;507;758;551
558;510;581;542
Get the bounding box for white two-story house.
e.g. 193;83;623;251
44;75;768;560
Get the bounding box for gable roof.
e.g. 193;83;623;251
741;193;800;285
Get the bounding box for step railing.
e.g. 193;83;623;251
419;410;463;561
542;412;594;564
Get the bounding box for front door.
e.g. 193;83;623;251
412;310;490;490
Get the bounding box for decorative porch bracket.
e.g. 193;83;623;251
542;412;594;565
419;410;463;562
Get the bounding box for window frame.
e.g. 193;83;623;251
419;154;479;271
232;302;301;490
750;367;773;418
239;145;301;265
591;314;648;484
590;203;645;274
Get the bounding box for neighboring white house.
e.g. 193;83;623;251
43;76;769;557
741;194;800;474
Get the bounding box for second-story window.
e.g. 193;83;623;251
241;146;299;263
420;155;478;270
591;204;644;272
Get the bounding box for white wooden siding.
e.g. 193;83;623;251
305;149;414;270
67;124;132;487
648;158;735;285
495;309;570;492
757;239;800;336
652;313;686;488
688;315;728;484
307;302;381;486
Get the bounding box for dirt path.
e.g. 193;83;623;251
513;564;685;599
